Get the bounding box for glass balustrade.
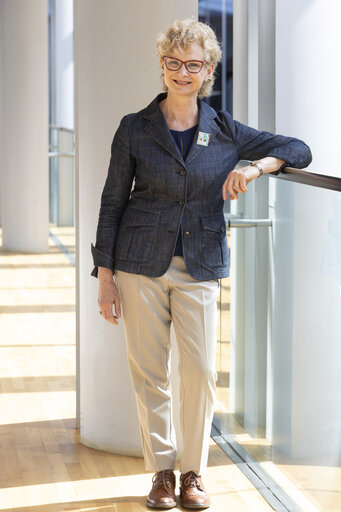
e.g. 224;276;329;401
214;176;341;512
49;125;75;227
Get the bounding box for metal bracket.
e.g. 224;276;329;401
224;214;272;228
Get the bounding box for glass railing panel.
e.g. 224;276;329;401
214;178;341;512
49;126;75;227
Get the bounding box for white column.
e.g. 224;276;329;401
271;0;341;463
75;1;197;455
0;1;3;228
0;0;49;252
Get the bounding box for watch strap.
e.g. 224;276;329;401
250;160;264;177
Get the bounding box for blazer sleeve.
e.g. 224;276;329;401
222;112;312;172
91;115;135;277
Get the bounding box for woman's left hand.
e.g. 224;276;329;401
222;164;259;201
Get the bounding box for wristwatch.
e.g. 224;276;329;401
250;160;264;177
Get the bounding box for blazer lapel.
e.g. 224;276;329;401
142;93;220;167
185;100;219;165
143;93;184;166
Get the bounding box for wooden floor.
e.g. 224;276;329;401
0;228;276;512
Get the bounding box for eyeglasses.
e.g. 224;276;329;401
163;56;206;74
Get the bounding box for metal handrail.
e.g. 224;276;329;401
48;152;75;158
49;124;74;134
270;166;341;192
228;218;272;227
224;214;272;228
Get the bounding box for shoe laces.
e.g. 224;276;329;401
182;471;204;491
152;470;174;492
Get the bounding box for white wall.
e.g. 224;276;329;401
75;0;197;455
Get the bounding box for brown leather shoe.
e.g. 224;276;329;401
146;469;176;509
180;471;211;509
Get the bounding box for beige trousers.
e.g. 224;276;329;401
115;256;219;475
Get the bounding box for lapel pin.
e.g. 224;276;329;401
197;131;210;147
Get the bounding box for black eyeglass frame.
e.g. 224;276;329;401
163;56;207;74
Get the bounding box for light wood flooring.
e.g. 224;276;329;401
0;228;276;511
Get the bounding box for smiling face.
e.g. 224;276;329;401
160;43;213;99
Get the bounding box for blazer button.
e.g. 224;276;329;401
180;170;187;176
178;200;184;206
220;226;225;232
183;231;190;237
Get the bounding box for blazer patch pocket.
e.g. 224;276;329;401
115;207;160;263
200;213;228;267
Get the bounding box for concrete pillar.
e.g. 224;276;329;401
75;1;197;455
0;0;49;252
270;0;341;464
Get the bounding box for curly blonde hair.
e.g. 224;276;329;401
156;18;222;98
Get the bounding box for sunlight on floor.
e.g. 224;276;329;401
0;228;279;511
0;473;159;509
0;392;76;424
0;462;275;511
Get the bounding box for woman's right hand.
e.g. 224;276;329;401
98;267;121;325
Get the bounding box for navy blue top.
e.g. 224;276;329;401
169;125;198;256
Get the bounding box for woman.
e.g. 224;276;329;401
91;19;312;509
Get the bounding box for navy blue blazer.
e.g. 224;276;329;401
91;92;312;281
